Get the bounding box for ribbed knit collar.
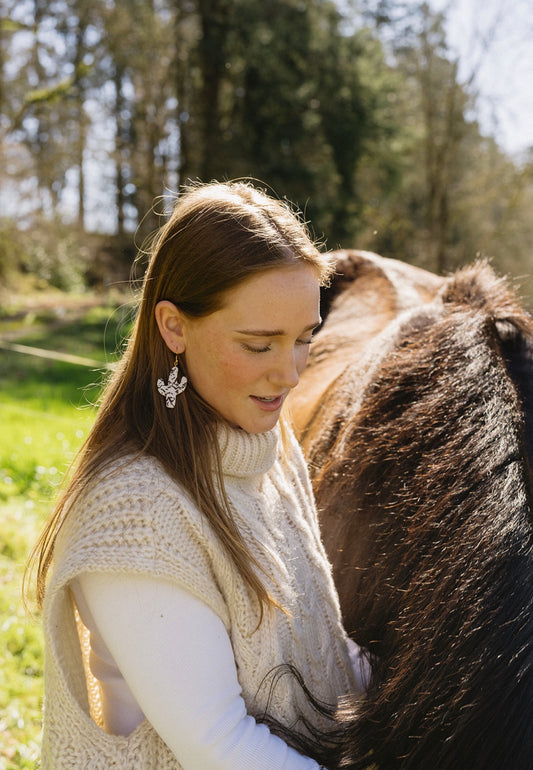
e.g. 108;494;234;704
217;424;279;479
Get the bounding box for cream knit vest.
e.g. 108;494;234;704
41;425;355;768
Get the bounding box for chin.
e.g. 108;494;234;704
240;416;281;434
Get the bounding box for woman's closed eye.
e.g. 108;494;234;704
241;336;314;354
241;343;272;354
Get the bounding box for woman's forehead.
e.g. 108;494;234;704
214;265;321;329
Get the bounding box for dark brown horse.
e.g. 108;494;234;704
289;250;533;768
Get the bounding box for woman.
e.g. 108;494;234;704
30;181;362;768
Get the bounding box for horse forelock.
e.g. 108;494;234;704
314;272;533;766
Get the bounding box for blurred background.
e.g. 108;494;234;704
1;2;533;766
1;0;532;299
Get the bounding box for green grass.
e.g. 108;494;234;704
0;298;133;768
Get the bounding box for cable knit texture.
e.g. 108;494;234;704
42;425;355;768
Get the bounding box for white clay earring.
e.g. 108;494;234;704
157;355;188;408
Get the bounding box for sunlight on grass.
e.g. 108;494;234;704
0;405;96;768
0;405;93;502
1;529;44;770
0;303;122;768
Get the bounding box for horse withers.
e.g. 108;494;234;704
290;250;533;768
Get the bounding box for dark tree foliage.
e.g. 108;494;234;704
1;0;395;244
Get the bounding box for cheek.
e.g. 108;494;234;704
296;346;311;374
210;347;262;389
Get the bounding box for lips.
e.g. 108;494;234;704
250;394;285;411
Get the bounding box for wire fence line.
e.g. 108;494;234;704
0;339;115;370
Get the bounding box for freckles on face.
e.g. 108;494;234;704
181;264;321;432
198;327;256;386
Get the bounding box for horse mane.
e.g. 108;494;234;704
312;261;533;767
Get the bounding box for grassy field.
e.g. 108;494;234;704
0;297;133;769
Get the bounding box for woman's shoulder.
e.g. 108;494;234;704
62;452;201;542
93;451;169;489
49;452;230;627
74;453;169;509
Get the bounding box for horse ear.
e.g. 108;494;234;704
155;300;186;354
321;249;373;321
331;249;368;282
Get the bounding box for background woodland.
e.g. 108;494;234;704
1;0;533;299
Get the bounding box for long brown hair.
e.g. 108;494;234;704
28;180;334;614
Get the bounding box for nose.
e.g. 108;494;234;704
270;349;301;390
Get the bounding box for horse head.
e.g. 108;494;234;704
292;250;533;768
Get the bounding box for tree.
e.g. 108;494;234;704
176;0;398;245
355;2;484;272
405;4;471;272
2;0;531;302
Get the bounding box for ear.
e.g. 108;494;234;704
155;301;187;354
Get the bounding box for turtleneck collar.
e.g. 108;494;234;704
216;423;280;479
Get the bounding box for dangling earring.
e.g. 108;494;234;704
157;355;188;408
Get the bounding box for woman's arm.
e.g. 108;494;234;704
75;571;322;770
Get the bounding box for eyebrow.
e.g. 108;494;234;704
236;321;321;337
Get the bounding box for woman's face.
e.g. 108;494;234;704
180;264;321;433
